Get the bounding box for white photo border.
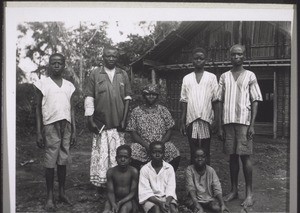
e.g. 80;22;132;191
3;2;297;213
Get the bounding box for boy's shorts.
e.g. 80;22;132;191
142;196;177;213
223;123;253;155
43;120;72;168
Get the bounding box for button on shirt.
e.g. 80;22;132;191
217;70;263;125
139;161;177;204
180;71;218;126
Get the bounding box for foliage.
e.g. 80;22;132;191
17;21;113;90
16;83;36;137
16;21;180;135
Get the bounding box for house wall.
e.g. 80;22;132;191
132;21;291;138
158;64;290;138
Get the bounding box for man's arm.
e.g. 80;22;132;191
217;101;225;141
247;101;258;140
70;93;76;147
106;169;118;212
35;87;44;149
185;167;202;211
179;102;187;135
117;168;139;208
130;131;150;152
211;100;219;134
215;193;227;212
161;129;172;143
147;196;168;213
120;99;130;130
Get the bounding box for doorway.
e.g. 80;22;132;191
256;79;274;122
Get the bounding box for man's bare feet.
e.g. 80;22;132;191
59;194;72;206
241;195;254;207
44;199;56;212
223;192;238;202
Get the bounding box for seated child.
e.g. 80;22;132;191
185;148;229;213
139;141;178;213
103;145;139;213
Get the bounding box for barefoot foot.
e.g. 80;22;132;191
224;192;238;202
241;195;254;207
59;194;72;206
44;199;56;212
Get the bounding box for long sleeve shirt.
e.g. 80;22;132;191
139;161;177;204
185;165;222;203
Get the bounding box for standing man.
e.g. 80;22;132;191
217;44;262;207
84;46;132;189
34;53;76;211
179;47;219;165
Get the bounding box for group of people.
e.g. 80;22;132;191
34;43;262;213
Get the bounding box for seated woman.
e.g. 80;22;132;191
126;84;180;171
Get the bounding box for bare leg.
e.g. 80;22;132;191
57;165;72;205
102;200;112;213
119;200;133;213
149;205;160;213
240;155;254;207
209;200;221;212
170;203;178;213
200;138;211;165
224;154;239;202
45;168;56;211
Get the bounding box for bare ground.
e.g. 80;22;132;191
16;130;289;213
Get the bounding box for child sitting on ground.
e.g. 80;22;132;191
103;145;139;213
139;141;178;213
185;148;229;213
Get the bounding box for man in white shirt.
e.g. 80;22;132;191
180;47;219;165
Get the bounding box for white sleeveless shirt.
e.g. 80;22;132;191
34;77;75;125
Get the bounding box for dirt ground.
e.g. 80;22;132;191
16;130;290;213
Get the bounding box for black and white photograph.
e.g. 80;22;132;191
3;2;297;213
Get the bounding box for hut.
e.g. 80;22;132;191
131;21;291;139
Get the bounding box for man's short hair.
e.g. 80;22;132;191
192;47;207;57
103;46;119;54
49;53;65;63
230;44;246;53
194;148;207;157
117;144;132;157
149;141;165;153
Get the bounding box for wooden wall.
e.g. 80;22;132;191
166;21;291;65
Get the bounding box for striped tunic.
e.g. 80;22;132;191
217;70;263;125
180;71;218;126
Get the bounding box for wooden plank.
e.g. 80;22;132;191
273;71;277;139
143;59;163;67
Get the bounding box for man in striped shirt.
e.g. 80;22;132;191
180;47;219;165
217;44;263;207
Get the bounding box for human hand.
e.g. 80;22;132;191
211;121;218;134
111;203;118;213
36;133;44;149
70;132;76;148
87;119;99;134
247;126;255;140
217;127;225;142
222;204;229;213
179;120;186;136
193;201;203;213
117;120;126;132
159;202;169;213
